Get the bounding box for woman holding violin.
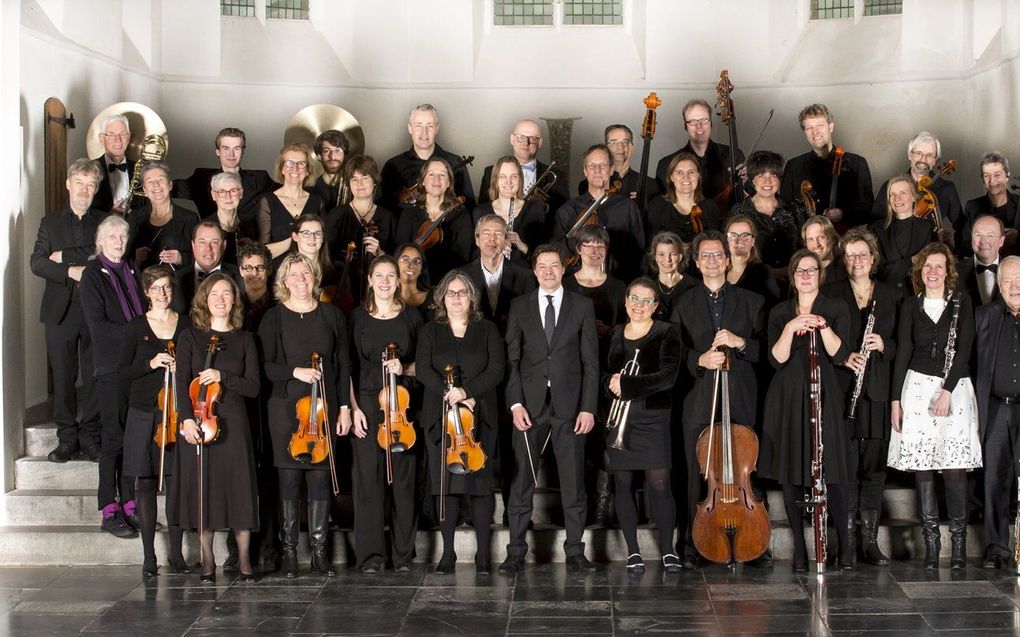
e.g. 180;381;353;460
119;264;191;577
870;175;935;299
471;156;546;269
258;253;352;578
603;278;682;572
396;243;433;317
171;273;261;582
349;255;424;572
646;151;722;243
394;157;473;281
414;271;505;574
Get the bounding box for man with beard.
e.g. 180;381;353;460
311;130;351;209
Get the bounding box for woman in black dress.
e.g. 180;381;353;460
258;253;352;578
258;143;325;258
396;242;433;318
173;273;261;582
728;151;800;270
472;156;546;269
647;231;698;320
564;225;625;353
120;264;191;577
209;171;254;266
415;271;505;574
646;152;722;243
604;278;682;572
128;162;199;270
823;229;898;566
349;255;425;572
870;175;935;299
394;157;473;281
759;249;854;572
725;215;783;309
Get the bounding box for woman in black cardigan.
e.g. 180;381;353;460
127;162;199;270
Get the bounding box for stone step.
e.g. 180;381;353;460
0;521;990;567
14;457;97;490
25;424;58;458
0;489;145;526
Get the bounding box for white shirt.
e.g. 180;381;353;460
538;285;564;328
105;154;129;206
481;258;503;311
975;256;999;305
521;160;538;193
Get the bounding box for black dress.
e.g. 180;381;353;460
871;216;934;298
257;192;326;245
729;198;802;270
602;321;681;471
394;205;474;281
258;303;351;471
169;327;261;531
127;204;200;270
471;200;548;270
731;262;783;311
652;275;700;321
415;319;505;495
120;314;192;479
564;275;626;366
646;196;722;243
759;295;852;487
323;204;396;309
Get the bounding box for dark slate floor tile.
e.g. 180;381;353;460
294;604;406;635
191;601;311;629
317;585;418;604
121;583;228;602
923;611;1020;630
0;567;66;589
708;582;808;601
614;614;720;635
215;585;323;602
911;595;1020;613
10;600;114;615
825;612;930;632
512;585;610;601
398;611;509;636
817;594;917;615
510;599;611;617
81;600;213;634
507;614;613;634
897;580;1002;598
0;611;96;637
716;612;827;634
713;598;815;615
18;581;139;603
513;563;611;588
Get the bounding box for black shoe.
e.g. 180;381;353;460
359;557;384;574
47;443;77;463
747;547;775;568
124;513;142;532
662;554;682;573
166;557;192;575
565;554;598;573
626;553;645;571
435;553;457;574
792;557;809;574
983;553;1006;570
79;444;102;462
100;511;136;539
498;555;525;575
475;558;491;575
281;548;298;579
238;571;256;582
222;554;240;574
393;562;412;573
142;557;158;578
200;571;216;584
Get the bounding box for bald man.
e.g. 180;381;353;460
478;119;569;213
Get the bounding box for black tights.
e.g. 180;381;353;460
134;477;184;566
782;482;851;564
614;469;676;556
278;468;332;501
437;495;495;563
916;468;966;486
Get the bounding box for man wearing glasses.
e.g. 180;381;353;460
655;99;745;212
478;119;569;214
93;115;140;215
554;145;645;283
578;125;660;204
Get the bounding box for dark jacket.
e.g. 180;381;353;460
170;263;243;315
79;257;142;375
975;299;1014;438
459;258;536;335
30;205;108;325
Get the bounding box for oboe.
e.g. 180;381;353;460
932;293;961;411
503;197;516;261
805;328;828;574
846;299;876;428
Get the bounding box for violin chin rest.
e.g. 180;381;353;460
446;462;470;475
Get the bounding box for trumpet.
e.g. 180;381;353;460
525;161;559;202
606;348;640;451
125;134;169;211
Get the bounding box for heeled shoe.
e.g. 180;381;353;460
435;553;457;574
238;571;256;582
200;568;216;584
142;557;158;578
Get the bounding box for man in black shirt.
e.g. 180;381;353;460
310;129;350;209
478;119;569;213
379;104;475;213
779;103;874;231
30;159;108;462
962;152;1020;256
173;127;276;224
975;256;1020;569
655;99;744;212
579;124;660;206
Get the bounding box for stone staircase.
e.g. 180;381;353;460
0;418;988;566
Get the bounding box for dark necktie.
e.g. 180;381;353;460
108;163;127;172
197;270;210;282
544;294;556;346
976;263;998;274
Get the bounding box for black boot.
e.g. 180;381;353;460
280;499;300;579
917;481;941;570
593;469;613;527
308;500;336;577
946;482;968;570
859;509;890;566
846;498;858;568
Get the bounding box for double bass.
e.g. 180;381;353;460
377;342;416;485
635;92;662;217
692;346;771;565
153;341;177;493
715;70;745;208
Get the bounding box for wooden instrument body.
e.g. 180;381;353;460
414;196;466;250
188;335;221;444
154;342;178;448
289;352;330;464
442;365;485;475
377;343;416;452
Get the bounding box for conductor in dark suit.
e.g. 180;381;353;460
171;220;243;314
500;244;600;574
460;214;536;335
30;158;108;462
672;231;764;565
91;115;138;215
975;256;1020;569
958;215;1005;307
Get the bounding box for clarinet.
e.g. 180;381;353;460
503;197;516;261
941;293;962;383
805;328;828;573
846;299;876;428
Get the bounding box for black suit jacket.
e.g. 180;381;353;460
459;258;536;335
30;206;108;325
961;192;1020;257
478;160;570;213
505;288;599;419
957;257;1000;307
871;216;935;298
93;158;141;213
672;283;764;427
172;167;277;223
170;263;244;315
975;299;1018;439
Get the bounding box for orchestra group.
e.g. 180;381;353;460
30;91;1020;582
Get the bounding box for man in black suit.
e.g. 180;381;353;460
673;231;764;566
171;220;243;314
460;214;536;334
173;127;276;223
30;159;108;462
975;256;1020;569
92;115;137;215
500;245;599;573
962;152;1020;256
958;215;1005;307
478;119;569;214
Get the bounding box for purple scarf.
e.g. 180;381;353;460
98;254;144;321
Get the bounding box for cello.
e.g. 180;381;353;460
377;342;416;485
715;70;744;208
692;346;771;565
635;92;662;217
153;341;177;492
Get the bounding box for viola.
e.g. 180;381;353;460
153;340;177;493
322;242;357;313
715;70;744;208
442;364;485;475
690;203;704;235
635;92;662;216
564;181;623;267
289;352;330;464
399;155;475;206
915;159;957;232
414;196;467;250
377;342;416;485
188;334;221;444
692;346;771;564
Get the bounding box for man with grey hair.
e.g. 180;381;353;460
962;151;1019;257
92;115;139;215
870;131;962;235
30;158;109;462
477;119;569;212
379;103;476;213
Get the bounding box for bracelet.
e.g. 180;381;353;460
817;321;828;331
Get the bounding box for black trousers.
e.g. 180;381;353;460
45;305;100;447
847;437;889;512
679;419;705;552
983;399;1020;557
96;372;133;509
507;398;588;558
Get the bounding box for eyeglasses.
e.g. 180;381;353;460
844;252;872;262
584;162;610;171
101;132;130;140
512;133;541;145
685;117;711;127
727;232;754;242
698;251;726;261
606;139;632;147
212;188;241;197
626;295;656;306
297;230;324;239
240;264;268;273
444;289;470;299
283;160;308;169
399;256;424;266
579;242;607;251
910;150;937;161
147;284;173;294
795;267;820;277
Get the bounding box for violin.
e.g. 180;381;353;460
289;353;330;464
692;347;771;564
188;334;221;444
377;342;416;485
690;203;704;235
398;155;475;206
715;70;744;208
915;159;958;231
414;196;467;250
323;242;357;313
154;341;177;493
442;364;485;475
564;181;623;267
635;92;662;216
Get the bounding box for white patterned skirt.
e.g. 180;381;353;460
887;370;982;471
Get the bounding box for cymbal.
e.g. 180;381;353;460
86;102;168;161
284;104;365;158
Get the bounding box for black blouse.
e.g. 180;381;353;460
257;191;326;245
892;291;974;397
646;196;721;244
127;204;200;270
118;313;192;410
394;205;474;282
349;306;424;394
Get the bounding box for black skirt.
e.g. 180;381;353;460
606;414;672;471
122;407;174;479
